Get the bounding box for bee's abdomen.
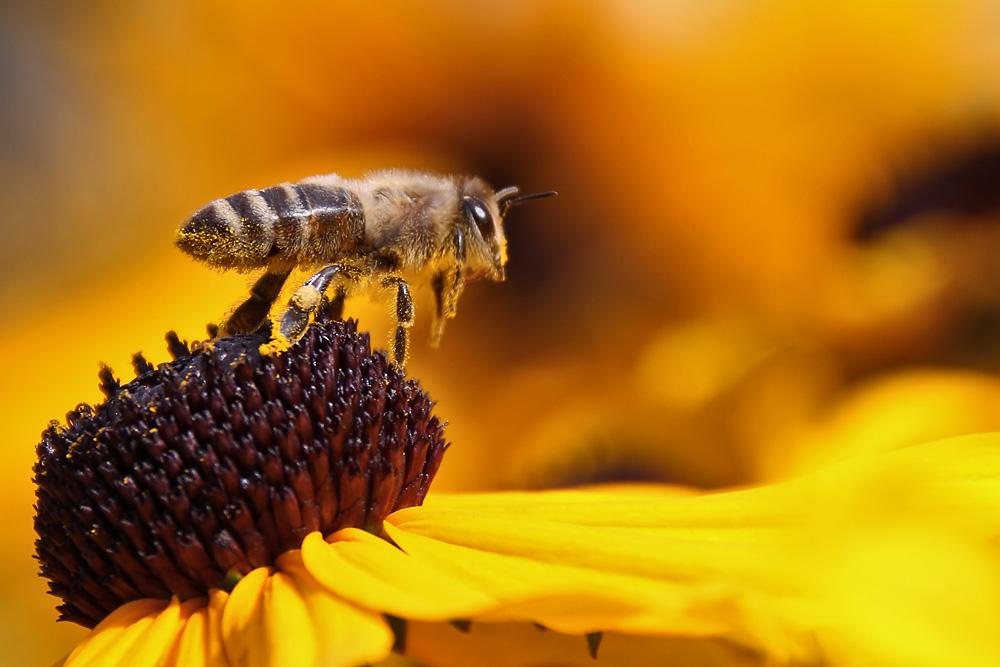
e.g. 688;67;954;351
176;182;366;270
262;183;366;262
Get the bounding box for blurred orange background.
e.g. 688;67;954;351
5;1;1000;664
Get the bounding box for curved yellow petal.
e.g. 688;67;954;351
169;592;229;667
259;570;321;666
219;567;273;667
130;598;205;667
395;483;795;547
382;521;746;637
64;598;170;667
388;502;787;589
278;550;394;667
387;484;810;658
61;597;220;667
217;556;392;667
165;605;210;667
299;529;499;620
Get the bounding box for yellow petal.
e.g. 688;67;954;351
64;598;170;667
273;551;394;667
299;529;500;620
388;492;800;653
388;499;789;591
260;571;323;666
130;598;204;667
219;567;273;667
164;605;210;667
169;592;229;667
382;521;748;637
219;556;392;667
416;484;790;535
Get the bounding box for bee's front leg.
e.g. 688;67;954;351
279;264;350;340
430;226;466;346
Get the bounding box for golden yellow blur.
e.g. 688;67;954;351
6;0;1000;664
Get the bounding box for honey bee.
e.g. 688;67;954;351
176;169;555;366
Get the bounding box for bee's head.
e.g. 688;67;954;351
458;177;556;282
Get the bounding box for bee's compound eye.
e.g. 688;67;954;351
462;196;495;239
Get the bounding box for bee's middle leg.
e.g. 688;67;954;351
279;265;349;340
383;276;414;368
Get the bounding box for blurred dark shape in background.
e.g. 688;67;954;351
855;133;1000;240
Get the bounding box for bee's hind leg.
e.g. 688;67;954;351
279;265;349;340
383;276;414;369
222;267;293;336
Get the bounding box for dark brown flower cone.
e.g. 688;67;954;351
33;319;448;628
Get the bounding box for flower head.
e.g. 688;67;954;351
34;318;446;628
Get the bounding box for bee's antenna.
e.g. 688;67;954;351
498;189;557;216
496;186;520;202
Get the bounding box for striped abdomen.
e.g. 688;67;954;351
176;181;366;270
